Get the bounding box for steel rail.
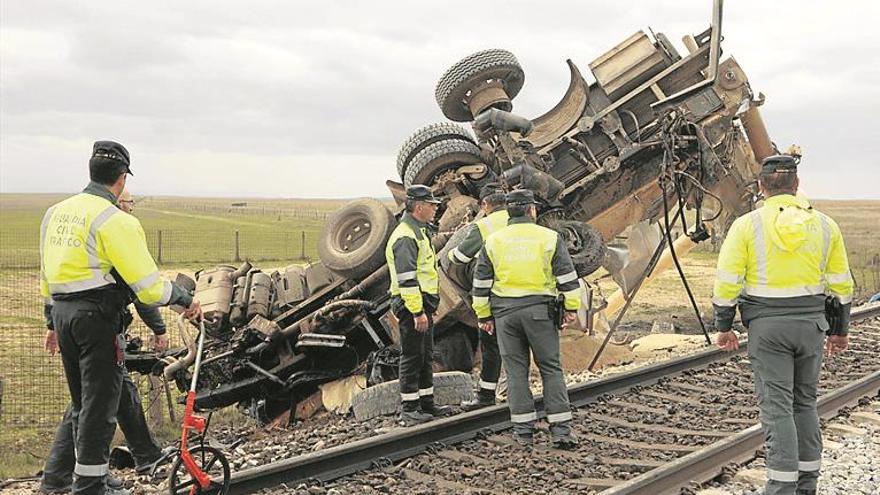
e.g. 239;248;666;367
222;341;743;494
602;303;880;495
852;301;880;321
601;369;880;495
218;303;878;494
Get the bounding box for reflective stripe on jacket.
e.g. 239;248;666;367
472;217;581;320
40;187;172;306
385;213;439;315
448;209;510;264
712;194;853;328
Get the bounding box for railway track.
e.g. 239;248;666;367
214;303;880;495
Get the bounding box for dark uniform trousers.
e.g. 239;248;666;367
747;316;825;495
51;298;125;495
476;329;502;397
398;310;435;410
42;375;163;490
496;304;572;436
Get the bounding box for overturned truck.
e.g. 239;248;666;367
132;1;777;421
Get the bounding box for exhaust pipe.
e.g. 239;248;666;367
161;315;198;381
473;108;534;137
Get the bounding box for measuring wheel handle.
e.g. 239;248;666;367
168;317;231;494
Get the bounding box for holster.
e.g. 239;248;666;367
549;294;566;329
824;295;845;336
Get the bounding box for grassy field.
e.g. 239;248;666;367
812;200;880;294
0;194;360;267
0;194;878;479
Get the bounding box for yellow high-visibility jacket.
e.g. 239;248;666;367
40;183;174;307
447;209;509;264
472;216;581;320
385;213;439;315
712;194;853;330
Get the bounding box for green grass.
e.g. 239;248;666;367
0;426;55;479
812;200;880;299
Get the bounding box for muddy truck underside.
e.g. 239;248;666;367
130;0;778;422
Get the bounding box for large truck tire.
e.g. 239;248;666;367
403;139;483;188
318;198;395;280
436;49;525;122
350;371;472;422
397;123;475;180
558;220;606;277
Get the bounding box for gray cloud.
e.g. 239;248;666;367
1;0;878;199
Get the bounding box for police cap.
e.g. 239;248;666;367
92;140;133;175
479;183;505;201
760;154;798;175
406;184;442;204
506;189;539;205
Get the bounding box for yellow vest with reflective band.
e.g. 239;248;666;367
713;194;853;306
40;192;172;306
476;209;510;240
484;223;559;298
385;220;439;311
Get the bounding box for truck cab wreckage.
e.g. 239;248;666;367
130;0;779;422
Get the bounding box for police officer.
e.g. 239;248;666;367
447;184;508;411
40;186;172;494
713;154;852;495
385;185;452;425
40;141;201;495
472;190;582;448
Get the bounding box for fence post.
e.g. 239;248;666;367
234;230;241;262
301;231;306;260
157;230;163;264
148;376;164;428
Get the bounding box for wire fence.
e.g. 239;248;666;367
0;229;319;432
0;229;319;269
148;202;334;222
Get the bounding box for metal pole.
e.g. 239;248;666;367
234;230;241;262
164;379;176;423
190;319;207;392
157;230;163;264
300;231;306;260
148;376;164;427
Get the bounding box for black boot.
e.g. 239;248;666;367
551;432;579;450
550;420;579;450
420;395;452;417
399;400;432;426
461;389;495;412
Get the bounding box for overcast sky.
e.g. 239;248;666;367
1;1;878;199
